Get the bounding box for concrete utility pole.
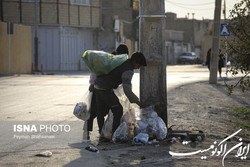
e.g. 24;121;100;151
209;0;222;84
139;0;167;124
223;0;228;78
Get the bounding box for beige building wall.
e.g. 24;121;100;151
2;0;20;23
92;0;100;6
0;22;9;73
92;7;100;27
22;3;40;24
2;0;100;27
58;2;69;25
0;22;32;74
80;6;91;26
41;2;57;24
69;5;78;25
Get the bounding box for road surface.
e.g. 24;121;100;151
0;65;227;165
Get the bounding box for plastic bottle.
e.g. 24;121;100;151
85;144;99;153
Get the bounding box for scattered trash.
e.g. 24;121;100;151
35;150;52;157
101;111;113;140
168;125;205;143
122;110;136;140
172;137;177;141
132;133;149;146
112;122;129;143
85;144;99;153
148;139;159;145
134;106;167;140
112;89;205;147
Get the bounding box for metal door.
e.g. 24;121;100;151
38;27;60;71
60;27;93;71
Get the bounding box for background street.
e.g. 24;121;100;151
0;65;212;121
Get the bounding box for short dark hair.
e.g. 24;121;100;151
116;44;129;55
131;52;147;66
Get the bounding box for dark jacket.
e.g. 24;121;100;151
95;59;133;90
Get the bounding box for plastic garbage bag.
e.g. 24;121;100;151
140;106;158;119
73;91;92;121
101;111;113;139
155;117;167;140
121;109;136;140
112;122;129;143
132;133;149;146
134;120;148;135
81;50;128;76
134;106;158;136
147;117;167;140
134;106;167;140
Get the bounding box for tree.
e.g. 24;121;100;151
222;0;250;94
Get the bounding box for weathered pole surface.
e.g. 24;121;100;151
209;0;222;84
139;0;167;125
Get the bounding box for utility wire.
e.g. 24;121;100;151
165;0;214;6
165;0;214;11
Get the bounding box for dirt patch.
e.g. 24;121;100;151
167;80;250;167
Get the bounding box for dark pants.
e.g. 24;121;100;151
218;66;222;76
95;89;123;134
87;91;97;132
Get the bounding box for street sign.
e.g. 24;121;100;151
220;24;230;36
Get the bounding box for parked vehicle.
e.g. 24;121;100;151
178;52;199;64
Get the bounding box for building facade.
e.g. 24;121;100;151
99;0;139;55
0;0;101;72
1;0;217;72
165;12;213;64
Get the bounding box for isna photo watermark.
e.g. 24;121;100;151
13;124;71;133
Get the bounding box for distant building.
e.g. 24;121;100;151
99;0;139;55
0;0;101;71
165;12;213;64
0;0;142;72
1;0;217;72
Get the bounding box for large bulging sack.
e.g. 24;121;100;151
81;50;128;76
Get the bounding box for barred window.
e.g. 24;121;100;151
70;0;90;5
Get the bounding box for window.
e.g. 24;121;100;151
70;0;90;5
21;0;40;2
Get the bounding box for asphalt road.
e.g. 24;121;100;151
0;65;225;162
